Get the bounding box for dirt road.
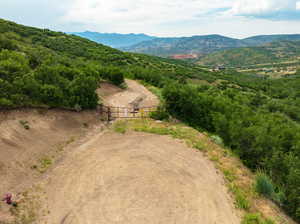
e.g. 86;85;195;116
98;79;159;108
38;132;240;224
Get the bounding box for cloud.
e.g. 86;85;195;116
61;0;300;33
62;0;232;32
0;0;73;30
230;0;300;20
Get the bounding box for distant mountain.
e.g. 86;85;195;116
122;34;300;58
122;35;248;57
69;31;157;48
197;40;300;67
243;34;300;46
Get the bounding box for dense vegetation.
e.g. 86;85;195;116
198;40;300;67
0;19;202;109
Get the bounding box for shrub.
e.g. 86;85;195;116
150;106;169;121
210;135;224;146
255;172;275;199
0;98;13;107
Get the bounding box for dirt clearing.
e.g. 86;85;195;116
0;109;104;222
37;131;240;224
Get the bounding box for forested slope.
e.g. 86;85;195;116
0;19;203;110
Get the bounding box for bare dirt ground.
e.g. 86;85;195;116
98;80;159;108
0;109;104;222
37;131;240;224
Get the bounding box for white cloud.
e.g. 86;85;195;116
62;0;232;33
60;0;300;34
230;0;298;15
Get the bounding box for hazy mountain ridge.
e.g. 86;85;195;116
243;34;300;46
70;31;156;48
121;35;248;57
122;34;300;57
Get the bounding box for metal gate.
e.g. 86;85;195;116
100;105;157;121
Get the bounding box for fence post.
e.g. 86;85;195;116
107;107;111;122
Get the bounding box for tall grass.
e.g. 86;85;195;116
242;213;274;224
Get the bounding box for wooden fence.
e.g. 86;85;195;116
99;105;157;121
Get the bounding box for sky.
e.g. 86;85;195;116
0;0;300;38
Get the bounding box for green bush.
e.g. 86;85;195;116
210;135;224;146
150;106;169;121
255;172;275;199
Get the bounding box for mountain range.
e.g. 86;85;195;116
122;34;300;57
69;31;156;48
71;32;300;60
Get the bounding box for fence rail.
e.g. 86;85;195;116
99;105;157;121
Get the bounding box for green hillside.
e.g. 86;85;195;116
0;18;204;109
198;41;300;67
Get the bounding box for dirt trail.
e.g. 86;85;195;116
98;79;159;108
38;132;240;224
